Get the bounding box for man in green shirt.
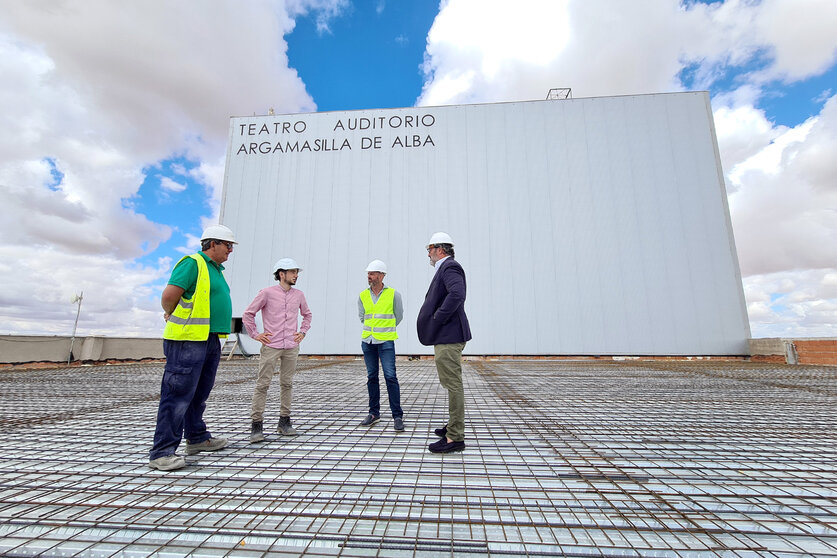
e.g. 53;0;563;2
148;225;236;471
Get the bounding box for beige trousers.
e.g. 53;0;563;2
435;342;467;442
250;345;299;422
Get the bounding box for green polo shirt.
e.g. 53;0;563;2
168;252;232;334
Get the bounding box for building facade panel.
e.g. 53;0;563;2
221;93;750;354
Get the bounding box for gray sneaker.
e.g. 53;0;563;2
184;437;227;455
277;416;298;436
250;421;265;443
394;417;405;432
360;413;380;426
148;454;186;471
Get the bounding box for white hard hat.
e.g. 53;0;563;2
273;257;302;272
201;224;236;243
366;259;387;273
426;231;454;248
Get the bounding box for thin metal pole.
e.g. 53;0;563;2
68;291;83;365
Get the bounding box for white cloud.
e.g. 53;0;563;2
0;245;171;337
726;94;837;277
712;102;786;189
0;0;344;337
712;91;837;338
286;0;350;33
750;0;837;82
419;0;837;105
744;269;837;338
192;156;228;228
673;0;837;88
419;0;686;106
160;177;187;193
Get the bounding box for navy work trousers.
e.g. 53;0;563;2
361;340;403;419
149;335;221;460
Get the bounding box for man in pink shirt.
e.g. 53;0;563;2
243;257;312;443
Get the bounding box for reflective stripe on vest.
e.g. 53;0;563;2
359;287;398;341
163;254;212;341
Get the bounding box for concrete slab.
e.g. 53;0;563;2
0;359;835;556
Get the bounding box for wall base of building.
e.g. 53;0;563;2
0;335;163;365
2;336;834;367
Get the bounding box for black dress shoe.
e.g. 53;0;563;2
428;439;465;453
434;425;447;438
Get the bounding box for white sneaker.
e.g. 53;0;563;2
148;454;186;471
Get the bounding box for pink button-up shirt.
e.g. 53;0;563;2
242;285;312;349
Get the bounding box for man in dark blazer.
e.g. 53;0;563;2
417;232;472;453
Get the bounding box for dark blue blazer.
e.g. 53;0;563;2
417;258;472;346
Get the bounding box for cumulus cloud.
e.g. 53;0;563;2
418;0;837;337
419;0;837;106
419;0;686;106
748;0;837;82
726;95;837;277
0;0;342;336
744;269;837;338
712;103;786;189
0;245;172;337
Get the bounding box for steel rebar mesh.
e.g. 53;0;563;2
0;359;834;556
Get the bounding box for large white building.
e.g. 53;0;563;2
220;92;750;355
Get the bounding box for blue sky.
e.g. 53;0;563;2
287;1;438;112
132;158;209;263
0;0;836;340
680;58;837;127
758;67;836;125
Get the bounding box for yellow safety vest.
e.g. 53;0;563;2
360;287;398;341
163;254;212;341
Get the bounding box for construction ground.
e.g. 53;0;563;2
0;358;835;557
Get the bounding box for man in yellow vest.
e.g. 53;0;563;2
148;224;236;471
358;260;405;431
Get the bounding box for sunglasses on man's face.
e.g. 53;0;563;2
218;241;234;250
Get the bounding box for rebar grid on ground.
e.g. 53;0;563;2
0;359;835;556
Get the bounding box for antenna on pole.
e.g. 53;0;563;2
68;291;83;364
546;88;572;100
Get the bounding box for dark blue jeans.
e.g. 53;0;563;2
150;335;221;460
361;340;402;419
